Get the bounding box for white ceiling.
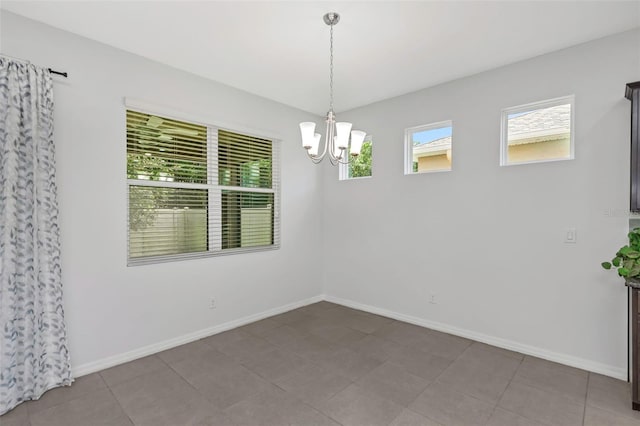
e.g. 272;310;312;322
2;1;639;115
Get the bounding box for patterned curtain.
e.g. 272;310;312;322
0;57;72;415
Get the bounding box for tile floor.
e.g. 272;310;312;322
2;301;639;425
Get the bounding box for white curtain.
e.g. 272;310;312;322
0;57;72;415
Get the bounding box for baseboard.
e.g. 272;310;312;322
324;295;627;381
72;293;626;381
72;294;324;377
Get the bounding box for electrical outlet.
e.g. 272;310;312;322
209;298;216;309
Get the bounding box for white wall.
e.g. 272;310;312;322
0;11;325;373
3;9;639;381
324;29;640;379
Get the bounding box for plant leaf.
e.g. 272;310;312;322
628;251;640;259
602;262;612;270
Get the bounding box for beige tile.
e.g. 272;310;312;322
486;408;545;426
297;301;340;317
356;361;430;406
457;343;523;378
308;324;368;346
276;364;352;407
389;409;442;426
282;334;338;362
16;305;615;426
224;385;339;426
373;321;433;347
123;395;231;426
170;345;239;380
110;368;201;419
348;334;406;362
498;381;584;426
340;311;394;334
409;382;495;426
437;357;513;403
322;306;367;322
584;404;640;426
0;402;30;426
239;318;281;336
316;384;404;426
242;347;310;381
270;309;315;325
29;388;132;426
175;356;272;409
99;355;167;387
315;347;383;381
389;346;452;381
410;329;472;361
290;316;343;334
467;343;524;361
518;356;587;378
27;373;107;414
201;328;251;349
214;334;277;364
156;340;212;365
513;356;588;404
261;325;308;347
587;373;640;421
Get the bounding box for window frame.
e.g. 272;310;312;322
338;135;373;181
404;120;453;175
500;95;575;167
125;99;281;266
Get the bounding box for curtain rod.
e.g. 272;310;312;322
0;54;68;78
48;68;68;78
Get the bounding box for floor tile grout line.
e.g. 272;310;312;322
97;355;167;388
150;350;244;419
101;378;136;426
582;372;590;426
400;337;468;425
23;374;111;420
485;350;526;423
507;364;590;408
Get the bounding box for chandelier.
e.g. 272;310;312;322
299;12;366;165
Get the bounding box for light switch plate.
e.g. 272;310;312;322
564;228;577;243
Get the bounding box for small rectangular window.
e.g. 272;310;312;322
405;121;453;174
339;136;373;180
500;96;574;166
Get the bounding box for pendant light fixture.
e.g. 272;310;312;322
299;12;366;165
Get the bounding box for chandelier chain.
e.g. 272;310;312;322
329;21;334;113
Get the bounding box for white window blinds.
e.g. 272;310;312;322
126;109;280;265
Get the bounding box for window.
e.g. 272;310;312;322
339;136;373;180
405;121;453;174
500;96;574;166
126;109;279;265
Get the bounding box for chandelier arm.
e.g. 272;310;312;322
334;150;353;165
326;113;336;163
318;133;330;159
306;151;325;163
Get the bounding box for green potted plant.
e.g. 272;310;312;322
602;227;640;285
